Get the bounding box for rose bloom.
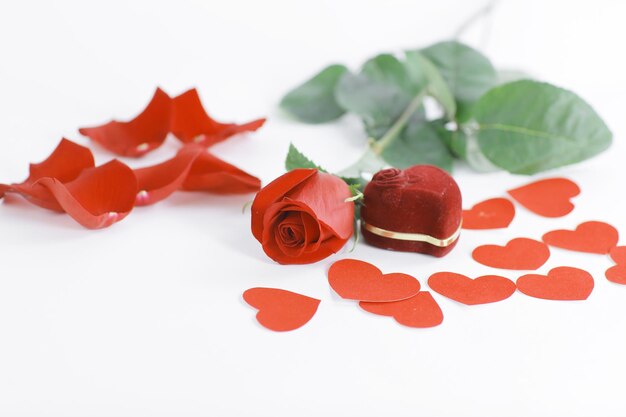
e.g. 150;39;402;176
251;169;354;264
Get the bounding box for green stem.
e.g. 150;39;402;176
370;90;426;155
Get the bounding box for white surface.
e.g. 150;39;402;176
1;0;626;416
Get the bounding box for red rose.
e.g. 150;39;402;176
251;169;354;264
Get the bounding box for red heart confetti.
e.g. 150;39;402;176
542;221;619;254
472;238;550;270
605;265;626;285
243;287;320;332
517;266;594;300
359;291;443;328
462;197;515;230
328;259;421;302
609;246;626;264
508;177;580;218
428;272;516;305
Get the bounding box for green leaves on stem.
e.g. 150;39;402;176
280;40;612;176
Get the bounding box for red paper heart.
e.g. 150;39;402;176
359;291;443;328
462;198;515;230
517;266;594;300
328;259;421;302
605;265;626;285
428;272;516;305
472;238;550;270
243;287;320;332
609;246;626;264
542;221;619;254
507;177;580;218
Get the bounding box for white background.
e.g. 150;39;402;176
1;0;626;415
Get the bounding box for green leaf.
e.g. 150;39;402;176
420;41;497;120
361;54;414;93
380;119;454;172
280;64;348;124
472;80;612;174
335;71;415;139
404;50;456;119
285;143;325;171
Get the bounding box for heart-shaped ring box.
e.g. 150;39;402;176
360;165;462;257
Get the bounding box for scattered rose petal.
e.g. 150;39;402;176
169;88;266;146
507;177;580;218
428;272;516;305
462;197;515;230
0;139;95;211
517;266;594;301
182;149;261;194
328;259;421;302
360;291;443;328
133;146;204;206
605;265;626;285
542;221;619;254
37;160;137;229
243;287;320;332
79;88;172;157
472;237;550;270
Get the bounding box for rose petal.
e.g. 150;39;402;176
36;160;137;229
286;171;354;240
182;150;261;194
79;88;172;157
133;146;204;206
251;169;318;242
169;88;266;146
1;139;95;211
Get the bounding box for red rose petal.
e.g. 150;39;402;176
37;160;137;229
517;266;594;300
1;139;95;211
472;237;550;270
542;221;619;255
462;197;515;230
507;177;580;218
182;150;261;194
169;88;266;146
428;272;516;305
360;291;443;328
79;88;172;157
328;259;421;302
251;169;318;241
243;287;320;332
606;265;626;285
133;146;204;206
286;170;354;240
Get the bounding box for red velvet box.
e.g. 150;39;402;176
360;165;462;257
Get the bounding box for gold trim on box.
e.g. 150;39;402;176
362;221;462;247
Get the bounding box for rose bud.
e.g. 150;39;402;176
361;165;462;257
251;169;354;264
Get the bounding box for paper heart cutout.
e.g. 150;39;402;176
359;291;443;328
610;246;626;264
542;221;619;254
328;259;421;302
507;177;580;218
605;265;626;285
428;272;516;305
517;266;594;300
462;198;515;230
472;238;550;270
243;287;320;332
